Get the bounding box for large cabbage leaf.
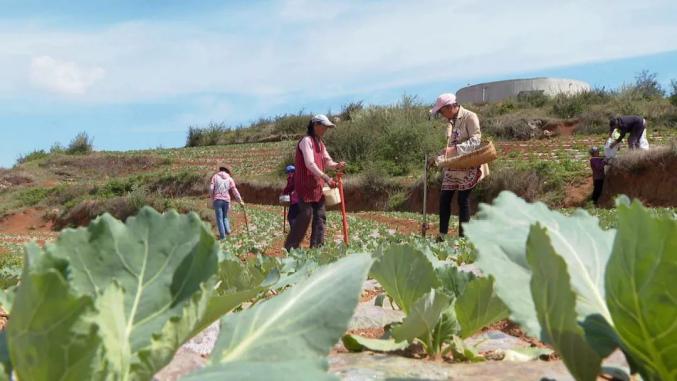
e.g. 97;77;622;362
465;191;615;338
527;225;602;381
8;207;228;381
455;276;509;339
605;201;677;381
370;245;439;314
183;254;373;381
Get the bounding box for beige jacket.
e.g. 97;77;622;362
444;106;489;182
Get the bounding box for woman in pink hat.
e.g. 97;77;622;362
430;93;488;240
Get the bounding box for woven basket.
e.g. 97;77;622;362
436;141;497;169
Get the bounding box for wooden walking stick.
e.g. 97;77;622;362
336;172;349;246
242;204;250;236
422;153;429;237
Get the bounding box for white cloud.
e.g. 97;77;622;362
1;0;676;103
29;55;105;95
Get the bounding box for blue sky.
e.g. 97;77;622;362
1;0;677;167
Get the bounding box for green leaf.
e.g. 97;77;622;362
0;286;14;315
455;276;510;338
436;265;476;298
191;289;261;338
527;225;602;381
465;192;615;338
184;254;373;381
8;207;223;381
605;201;677;381
342;335;409;352
502;347;554;362
370;245;440;314
449;335;484;362
8;268;104;381
391;289;452;343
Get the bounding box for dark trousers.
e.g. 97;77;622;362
287;203;300;228
439;189;472;237
284;199;326;250
592;179;604;205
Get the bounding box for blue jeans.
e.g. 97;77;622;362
213;199;231;239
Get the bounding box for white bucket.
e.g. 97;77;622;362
323;187;341;206
279;194;290;205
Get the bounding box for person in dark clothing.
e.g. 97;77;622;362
281;165;299;228
589;146;605;206
609;115;649;150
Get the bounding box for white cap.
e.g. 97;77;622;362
311;114;336;128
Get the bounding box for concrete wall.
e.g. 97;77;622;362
456;77;591;104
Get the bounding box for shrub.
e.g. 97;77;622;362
16;187;52;207
186;123;227;147
16;150;48;165
552;94;586;118
516;91;549;108
66;132;94;155
631;70;665;99
669;79;677;107
50;142;65;154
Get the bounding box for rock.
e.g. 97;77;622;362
465;330;531;352
349;304;404;330
362;279;381;292
154;347;207;381
182;321;220;356
329;353;574;381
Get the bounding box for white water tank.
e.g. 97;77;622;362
456;77;591;104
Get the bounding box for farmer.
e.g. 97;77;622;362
209;165;244;240
608;115;649;150
284;115;346;251
281;164;300;228
430;93;488;241
589;146;606;206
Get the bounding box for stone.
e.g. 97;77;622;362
465;330;531;353
329;352;574;381
154;347;207;381
349;304;404;330
182;321;220;356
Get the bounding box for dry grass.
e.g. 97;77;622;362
610;140;677;172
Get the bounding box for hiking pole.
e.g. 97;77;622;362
422;153;429;237
283;205;287;233
241;203;250;236
337;172;349;246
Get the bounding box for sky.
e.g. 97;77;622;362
1;0;677;168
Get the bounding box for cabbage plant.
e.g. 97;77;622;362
465;192;676;381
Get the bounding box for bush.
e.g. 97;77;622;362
325;96;443;176
516;91;549;108
17;187;52;207
552;94;586;118
669;79;677;107
16;150;48;165
66;132;94;155
50;142;65;154
186;123;227;147
631;70;665;100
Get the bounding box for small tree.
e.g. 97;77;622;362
632;70;665;99
66;131;94;155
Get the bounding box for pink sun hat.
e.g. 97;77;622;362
430;93;457;115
